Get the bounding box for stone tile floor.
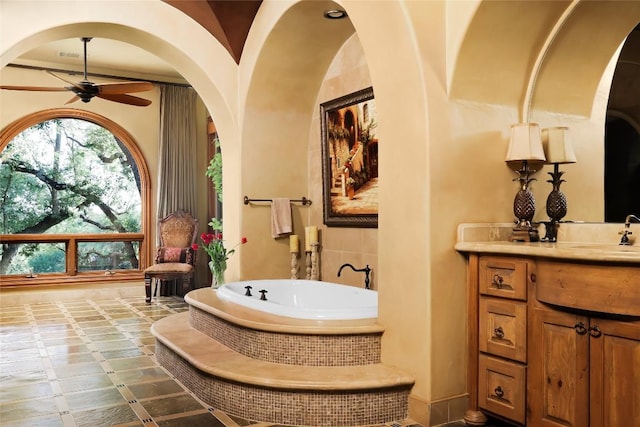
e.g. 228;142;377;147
0;296;429;427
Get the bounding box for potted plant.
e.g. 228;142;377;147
346;177;356;200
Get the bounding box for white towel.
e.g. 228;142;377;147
271;198;292;238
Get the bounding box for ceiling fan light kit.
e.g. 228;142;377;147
1;37;153;107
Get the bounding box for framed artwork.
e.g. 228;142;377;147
320;87;378;228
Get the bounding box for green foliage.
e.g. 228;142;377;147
0;118;142;274
328;125;351;141
208;217;223;232
358;117;377;145
205;135;223;203
29;247;65;273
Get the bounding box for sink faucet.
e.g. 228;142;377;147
337;263;372;289
619;214;640;245
625;214;640;227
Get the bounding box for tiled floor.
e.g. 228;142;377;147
0;296;424;427
437;421;511;427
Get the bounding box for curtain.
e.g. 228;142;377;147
157;85;198;220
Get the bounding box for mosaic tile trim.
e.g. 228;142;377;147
156;341;410;426
189;306;381;366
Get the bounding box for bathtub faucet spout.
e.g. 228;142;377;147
337;263;372;289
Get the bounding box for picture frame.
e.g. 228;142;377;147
320;87;378;228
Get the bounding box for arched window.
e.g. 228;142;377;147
0;109;151;286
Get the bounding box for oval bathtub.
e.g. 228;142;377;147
215;279;377;320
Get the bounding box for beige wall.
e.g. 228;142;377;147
3;1;640;425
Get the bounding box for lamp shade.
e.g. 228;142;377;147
505;123;546;162
542;126;576;164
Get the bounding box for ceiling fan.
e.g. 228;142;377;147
0;37;153;107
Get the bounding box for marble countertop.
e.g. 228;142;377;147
455;223;640;264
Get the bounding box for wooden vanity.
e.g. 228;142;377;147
456;224;640;427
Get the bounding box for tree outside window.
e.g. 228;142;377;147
0;117;143;275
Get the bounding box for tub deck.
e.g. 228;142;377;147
186;287;384;335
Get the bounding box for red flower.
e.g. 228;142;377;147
191;243;199;250
200;229;248;273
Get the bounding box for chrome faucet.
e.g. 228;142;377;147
337;263;372;289
619;214;640;245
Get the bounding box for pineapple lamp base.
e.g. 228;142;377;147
510;161;540;242
541;163;568;242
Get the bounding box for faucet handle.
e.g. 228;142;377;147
619;229;633;245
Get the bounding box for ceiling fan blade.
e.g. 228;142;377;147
64;95;81;105
97;92;152;107
46;70;84;91
96;81;154;95
0;85;68;92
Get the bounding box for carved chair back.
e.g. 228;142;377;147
158;211;198;249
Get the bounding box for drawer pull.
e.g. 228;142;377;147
493;326;505;339
574;322;588;335
494;385;504;398
589;325;602;338
492;274;504;288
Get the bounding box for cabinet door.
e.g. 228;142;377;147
528;308;589;427
589;317;640;427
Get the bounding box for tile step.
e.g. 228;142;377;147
151;311;414;391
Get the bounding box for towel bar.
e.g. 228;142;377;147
243;196;312;206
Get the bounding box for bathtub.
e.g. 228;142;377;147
215;279;377;320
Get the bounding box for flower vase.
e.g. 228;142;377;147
210;267;225;289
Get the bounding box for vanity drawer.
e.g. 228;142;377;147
478;354;526;424
479;256;530;301
479;297;527;362
536;259;640;316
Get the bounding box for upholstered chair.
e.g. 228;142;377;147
144;211;198;302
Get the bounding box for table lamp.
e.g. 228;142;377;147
541;126;576;241
505;123;546;241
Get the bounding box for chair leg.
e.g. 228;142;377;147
145;275;152;303
153;279;159;298
188;274;195;294
181;275;193;296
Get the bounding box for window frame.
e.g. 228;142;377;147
0;108;151;287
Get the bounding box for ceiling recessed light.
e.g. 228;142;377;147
324;9;347;20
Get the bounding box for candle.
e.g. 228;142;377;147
305;227;311;252
305;226;318;252
289;235;299;253
304;227;311;252
309;226;318;244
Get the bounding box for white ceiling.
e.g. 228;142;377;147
8;37;187;85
